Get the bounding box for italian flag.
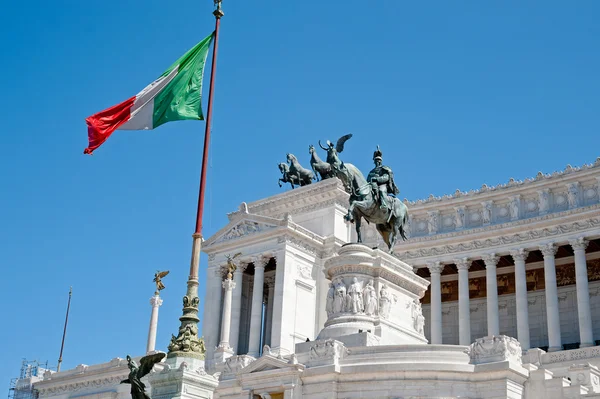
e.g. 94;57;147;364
84;32;214;154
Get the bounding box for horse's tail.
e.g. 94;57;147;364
399;209;409;241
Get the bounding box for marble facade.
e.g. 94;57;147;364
27;158;600;398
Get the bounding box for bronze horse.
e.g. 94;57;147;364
286;153;315;186
328;152;408;253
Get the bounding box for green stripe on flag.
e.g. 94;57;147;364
152;32;214;128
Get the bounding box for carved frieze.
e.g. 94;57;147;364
216;221;275;243
223;355;256;374
37;375;127;397
468;335;522;365
405;159;600;206
397;217;600;260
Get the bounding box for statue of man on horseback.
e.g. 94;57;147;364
367;146;399;211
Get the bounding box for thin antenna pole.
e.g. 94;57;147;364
57;287;72;372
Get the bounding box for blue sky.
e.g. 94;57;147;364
1;0;599;384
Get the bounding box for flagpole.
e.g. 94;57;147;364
167;0;224;359
57;287;72;372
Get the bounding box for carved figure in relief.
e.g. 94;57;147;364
568;184;579;208
427;212;438;234
482;202;492;224
455;207;465;229
333;279;346;314
347;277;364;313
411;300;425;334
538;190;549;213
379;284;393;319
363;280;378;316
121;353;165;399
325;282;335;317
509;197;520;220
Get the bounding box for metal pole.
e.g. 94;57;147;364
57;287;72;372
168;1;224;359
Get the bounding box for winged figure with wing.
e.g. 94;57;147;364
121;353;165;399
153;270;169;293
225;252;242;279
319;134;352;171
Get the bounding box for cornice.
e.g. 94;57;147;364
203;216;327;258
398;215;600;263
399;202;600;249
228;178;349;219
405;157;600;208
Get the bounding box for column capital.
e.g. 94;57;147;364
482;254;499;267
222;279;236;290
150;295;163;307
509;248;529;263
569;237;589;252
427;261;444;275
539;243;557;258
455;258;471;271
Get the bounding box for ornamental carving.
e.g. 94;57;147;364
224;355;255;373
468;335;522;365
396;218;600;260
404;158;599;206
326;278;379;317
454;206;465;229
567;182;580;209
217;221;274;242
509;196;520;220
277;235;319;255
482;201;493;225
37;376;127;396
427;211;439;234
379;284;397;319
308;339;348;362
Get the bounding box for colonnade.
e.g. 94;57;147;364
215;254;276;358
426;237;593;351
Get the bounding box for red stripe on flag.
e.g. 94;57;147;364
84;96;136;154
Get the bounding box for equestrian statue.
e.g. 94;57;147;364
275;135;409;253
320;137;408;254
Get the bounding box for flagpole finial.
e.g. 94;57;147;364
213;0;224;18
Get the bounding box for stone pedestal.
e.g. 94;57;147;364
149;356;218;399
316;244;429;345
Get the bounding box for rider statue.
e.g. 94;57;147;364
367;146;399;210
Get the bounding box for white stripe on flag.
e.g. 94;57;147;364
119;66;179;131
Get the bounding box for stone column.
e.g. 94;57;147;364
427;261;444;344
455;258;471;346
229;262;248;354
510;248;530;350
570;237;594;347
540;243;562;351
215;280;235;363
203;267;224;361
146;293;163;353
264;275;276;346
483;254;500;336
248;258;266;357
